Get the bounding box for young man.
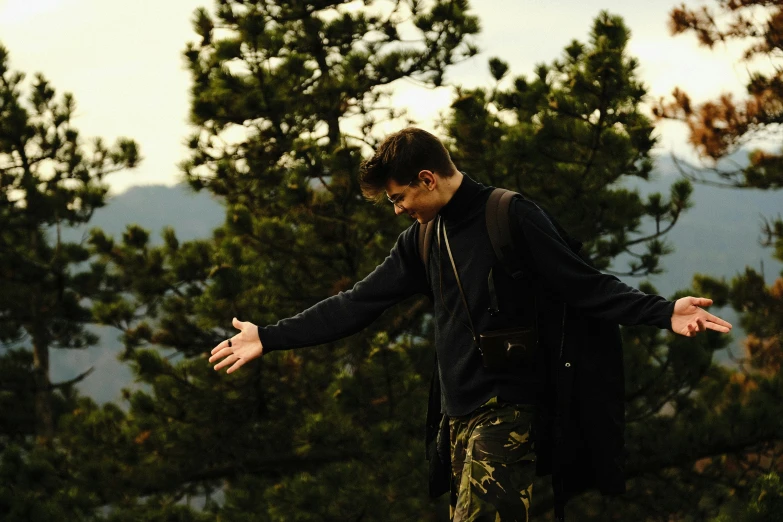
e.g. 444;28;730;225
209;127;732;521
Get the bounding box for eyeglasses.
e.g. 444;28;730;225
387;179;414;209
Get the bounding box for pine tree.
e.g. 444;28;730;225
597;1;783;519
445;11;691;277
655;0;783;191
89;1;478;520
0;43;139;520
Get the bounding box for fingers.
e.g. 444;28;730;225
685;320;700;336
691;297;713;308
704;312;732;329
214;351;249;373
210;339;231;356
213;353;238;372
677;298;733;338
683;317;707;337
208;346;232;363
683;313;733;336
704;312;732;333
227;359;246;374
208;318;246;372
705;322;731;333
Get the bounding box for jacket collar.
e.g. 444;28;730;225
438;173;483;223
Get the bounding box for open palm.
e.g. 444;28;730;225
671;297;732;337
209;317;264;374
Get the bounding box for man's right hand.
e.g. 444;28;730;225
209;317;264;374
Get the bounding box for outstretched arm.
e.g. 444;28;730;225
208;224;429;373
513;198;732;336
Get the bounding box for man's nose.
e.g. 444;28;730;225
394;204;405;216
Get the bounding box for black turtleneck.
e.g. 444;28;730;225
258;175;674;416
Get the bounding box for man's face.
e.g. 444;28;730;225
384;171;439;224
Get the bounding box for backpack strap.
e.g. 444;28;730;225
420;188;524;280
486;188;524;280
418;220;437;279
486;188;585;275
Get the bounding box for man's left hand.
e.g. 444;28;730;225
671;297;732;337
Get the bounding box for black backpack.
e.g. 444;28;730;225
420;188;626;519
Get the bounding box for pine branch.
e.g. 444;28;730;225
625;436;783;481
50;366;95;390
132;448;368;498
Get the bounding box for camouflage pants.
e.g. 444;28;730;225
449;398;536;522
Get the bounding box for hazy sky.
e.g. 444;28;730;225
0;0;753;194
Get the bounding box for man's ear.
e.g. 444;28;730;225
418;170;437;191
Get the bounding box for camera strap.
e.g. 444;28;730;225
437;216;480;349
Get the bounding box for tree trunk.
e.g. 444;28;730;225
32;333;54;442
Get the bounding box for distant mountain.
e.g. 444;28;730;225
614;156;782;365
50;169;782;404
53;185;224;405
60;184;224;245
618;155;782;296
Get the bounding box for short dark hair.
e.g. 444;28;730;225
359;127;456;202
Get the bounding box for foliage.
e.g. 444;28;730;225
441;9;783;520
628;1;783;519
0;42;138;520
655;0;783;190
713;472;783;522
89;1;479;520
444;12;692;277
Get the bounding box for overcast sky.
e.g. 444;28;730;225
0;0;753;194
